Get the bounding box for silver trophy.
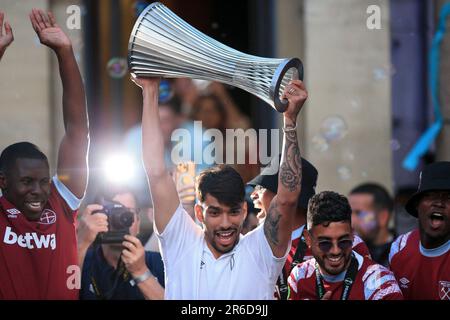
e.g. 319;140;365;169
128;2;303;112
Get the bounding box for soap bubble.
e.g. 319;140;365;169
345;153;355;161
311;135;329;152
337;165;352;180
107;57;128;79
320;116;348;142
373;65;396;81
373;67;387;80
350;99;361;110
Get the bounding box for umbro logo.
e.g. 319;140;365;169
399;277;410;288
6;208;20;218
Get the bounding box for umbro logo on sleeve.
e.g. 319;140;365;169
399;277;410;288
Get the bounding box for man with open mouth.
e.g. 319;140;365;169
389;161;450;300
134;74;308;299
0;9;89;299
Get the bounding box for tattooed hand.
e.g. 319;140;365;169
263;80;307;257
282;80;308;123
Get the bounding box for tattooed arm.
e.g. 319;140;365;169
264;80;308;257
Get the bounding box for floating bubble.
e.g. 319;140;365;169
350;98;361;110
337;165;352;180
311;135;329;152
391;139;401;151
345;153;355;161
320;116;348;142
373;67;387;80
211;22;219;29
373;65;396;81
159;80;174;103
107;57;128;79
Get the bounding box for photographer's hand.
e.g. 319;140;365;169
121;235;165;300
121;235;147;277
77;204;108;267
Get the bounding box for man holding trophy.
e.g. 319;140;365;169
132;73;307;299
127;1;308;299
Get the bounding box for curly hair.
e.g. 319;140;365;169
307;191;352;230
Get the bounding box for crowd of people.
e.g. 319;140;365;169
0;9;448;301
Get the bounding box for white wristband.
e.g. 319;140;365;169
129;269;153;286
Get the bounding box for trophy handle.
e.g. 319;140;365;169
270;58;303;113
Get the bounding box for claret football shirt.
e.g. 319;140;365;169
0;176;81;299
389;229;450;300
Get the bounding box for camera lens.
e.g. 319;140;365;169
119;211;134;228
109;207;134;230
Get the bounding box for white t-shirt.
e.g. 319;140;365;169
156;204;289;300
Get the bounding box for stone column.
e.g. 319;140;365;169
275;0;393;194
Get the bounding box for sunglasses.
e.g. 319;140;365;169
309;234;353;253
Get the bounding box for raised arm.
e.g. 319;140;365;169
0;11;14;61
264;80;307;257
132;76;180;233
30;9;89;198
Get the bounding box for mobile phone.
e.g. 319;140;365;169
174;161;196;202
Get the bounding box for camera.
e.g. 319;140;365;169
94;201;135;244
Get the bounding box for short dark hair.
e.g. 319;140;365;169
196;165;245;207
350;183;393;212
307;191;352;230
0;142;48;172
